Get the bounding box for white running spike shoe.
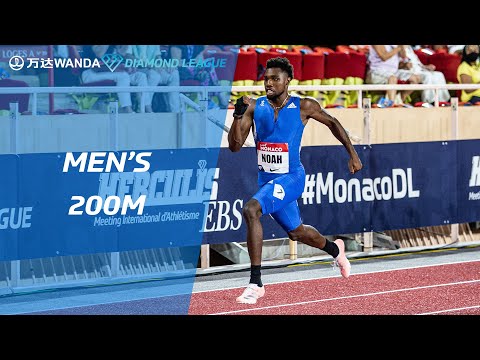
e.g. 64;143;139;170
333;239;351;278
236;283;266;304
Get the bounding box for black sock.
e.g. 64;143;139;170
322;240;339;258
249;265;263;287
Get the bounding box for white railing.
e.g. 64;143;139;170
2;83;479;94
1;83;480;115
234;84;480;108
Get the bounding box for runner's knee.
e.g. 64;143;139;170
288;224;305;241
243;199;262;222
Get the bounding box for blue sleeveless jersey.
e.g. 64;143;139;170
253;95;305;184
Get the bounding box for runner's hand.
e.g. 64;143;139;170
233;96;250;118
348;156;363;174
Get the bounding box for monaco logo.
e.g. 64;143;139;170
258;142;288;152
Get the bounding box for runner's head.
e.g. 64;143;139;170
264;57;293;100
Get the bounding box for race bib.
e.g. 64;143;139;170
257;142;289;173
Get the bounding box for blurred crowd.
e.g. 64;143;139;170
0;44;479;114
242;44;480;108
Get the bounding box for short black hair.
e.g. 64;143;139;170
266;57;294;79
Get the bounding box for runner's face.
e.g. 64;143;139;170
264;68;290;99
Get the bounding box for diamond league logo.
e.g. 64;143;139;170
101;53;124;72
198;159;207;170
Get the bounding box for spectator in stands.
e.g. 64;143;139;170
81;45;138;113
54;45;80;86
170;45;205;82
432;45;448;53
122;45;180;113
366;45;422;105
448;45;465;56
402;45;450;103
114;45;153;112
170;45;229;108
432;45;465;55
413;45;434;54
457;45;480;104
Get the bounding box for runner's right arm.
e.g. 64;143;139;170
228;96;256;152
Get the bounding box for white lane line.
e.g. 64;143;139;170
416;305;480;315
209;279;480;315
193;259;480;294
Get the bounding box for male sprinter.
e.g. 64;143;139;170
228;57;363;304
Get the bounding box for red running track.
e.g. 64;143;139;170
189;260;480;315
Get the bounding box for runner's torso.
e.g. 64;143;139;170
253;95;305;183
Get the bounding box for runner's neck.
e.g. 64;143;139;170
268;94;290;110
